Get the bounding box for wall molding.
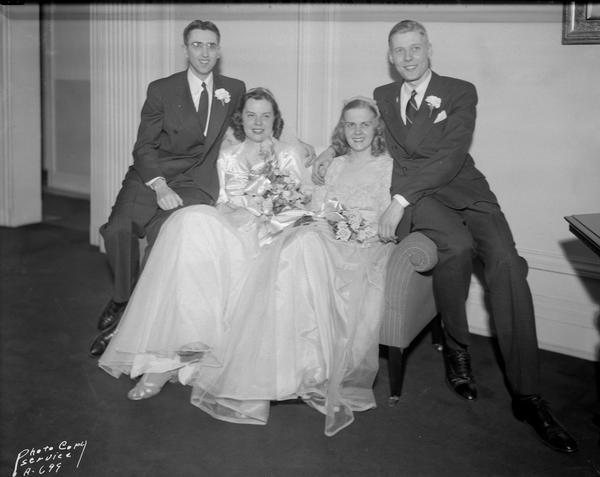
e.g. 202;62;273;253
89;4;179;246
468;317;599;362
41;8;57;189
15;4;563;23
0;10;14;225
520;247;600;280
295;4;310;142
48;171;90;197
295;4;340;147
0;5;42;227
466;268;599;361
90;5;148;245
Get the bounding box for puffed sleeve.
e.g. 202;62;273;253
216;154;229;205
275;141;314;194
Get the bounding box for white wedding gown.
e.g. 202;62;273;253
99;140;394;436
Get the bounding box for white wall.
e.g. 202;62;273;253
423;21;600;360
85;3;600;360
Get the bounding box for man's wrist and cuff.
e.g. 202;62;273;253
146;176;166;191
393;194;410;208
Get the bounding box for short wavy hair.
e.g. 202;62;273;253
183;20;221;45
331;97;386;157
388;19;428;46
230;87;285;142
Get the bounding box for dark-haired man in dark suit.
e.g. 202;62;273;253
89;20;245;357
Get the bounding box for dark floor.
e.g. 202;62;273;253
1;193;599;477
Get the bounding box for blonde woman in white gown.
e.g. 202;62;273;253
99;93;395;436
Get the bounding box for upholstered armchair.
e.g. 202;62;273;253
380;231;441;406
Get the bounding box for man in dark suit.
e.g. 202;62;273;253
377;19;577;454
314;19;577;453
89;20;245;357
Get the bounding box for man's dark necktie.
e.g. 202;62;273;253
198;82;209;132
405;89;418;128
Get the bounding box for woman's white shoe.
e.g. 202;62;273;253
127;372;173;401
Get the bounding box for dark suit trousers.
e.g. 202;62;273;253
409;196;540;395
99;170;213;303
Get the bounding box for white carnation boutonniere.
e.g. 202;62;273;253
214;88;231;105
424;95;442;117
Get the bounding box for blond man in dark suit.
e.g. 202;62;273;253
314;20;577;454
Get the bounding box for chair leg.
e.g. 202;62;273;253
387;346;407;407
430;314;443;352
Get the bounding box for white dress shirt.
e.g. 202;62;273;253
400;69;432;125
188;69;214;137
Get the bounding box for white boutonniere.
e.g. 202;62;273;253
214;88;231;105
424;95;442;117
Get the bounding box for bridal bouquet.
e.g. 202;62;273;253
327;206;377;244
241;147;312;246
243;149;310;217
260;161;310;216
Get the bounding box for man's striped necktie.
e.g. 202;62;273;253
405;89;418;127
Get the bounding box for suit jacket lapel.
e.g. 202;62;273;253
379;83;407;148
405;72;444;151
174;71;205;140
204;75;228;150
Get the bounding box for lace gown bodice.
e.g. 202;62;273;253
311;154;393;226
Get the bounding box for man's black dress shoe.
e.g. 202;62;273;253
512;395;578;453
97;299;127;331
443;348;477;400
89;320;119;358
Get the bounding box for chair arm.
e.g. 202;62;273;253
394;232;438;272
381;231;438;348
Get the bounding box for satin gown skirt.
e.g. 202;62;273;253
99;205;392;436
99;205;259;376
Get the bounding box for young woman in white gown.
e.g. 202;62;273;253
99;91;395;436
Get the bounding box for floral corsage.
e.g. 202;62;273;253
424;95;441;117
214;88;231;105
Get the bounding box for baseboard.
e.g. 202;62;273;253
520;247;600;280
468;321;598;362
466;268;600;361
48;172;90;197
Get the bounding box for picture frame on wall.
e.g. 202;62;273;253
562;2;600;44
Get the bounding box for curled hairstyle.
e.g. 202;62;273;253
331;97;386;157
388;19;428;45
183;20;221;44
230;87;285;142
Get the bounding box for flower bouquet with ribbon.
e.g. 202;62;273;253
242;143;312;245
243;155;310;217
322;200;378;244
261;164;310;216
